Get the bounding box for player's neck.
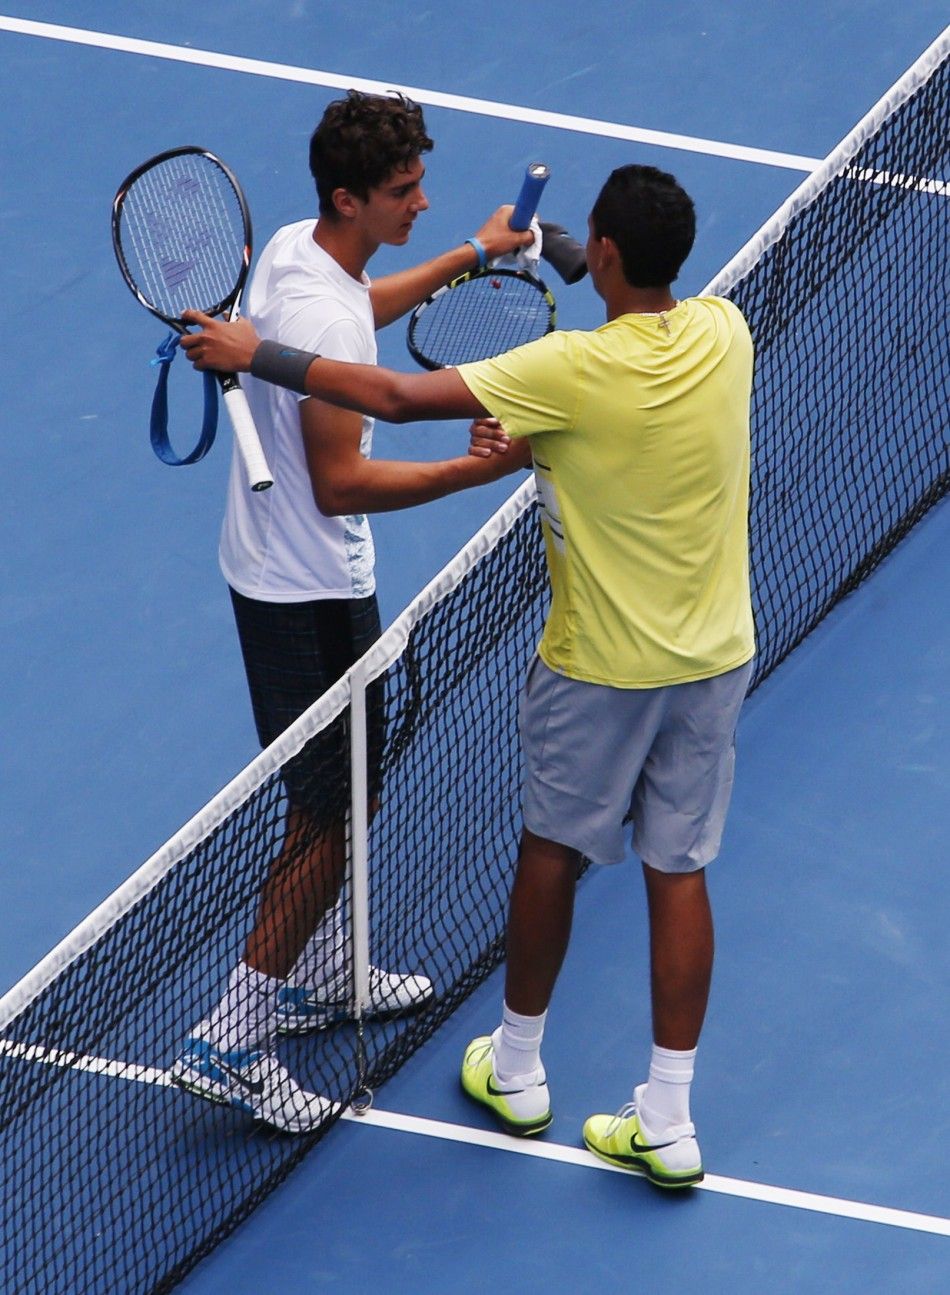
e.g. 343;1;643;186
312;218;376;281
605;284;678;322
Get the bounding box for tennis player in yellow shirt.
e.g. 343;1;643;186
183;163;755;1188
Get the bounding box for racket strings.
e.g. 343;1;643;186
118;153;246;319
411;273;554;368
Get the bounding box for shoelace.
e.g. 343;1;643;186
605;1101;639;1138
468;1038;495;1068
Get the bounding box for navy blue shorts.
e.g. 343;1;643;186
230;588;384;822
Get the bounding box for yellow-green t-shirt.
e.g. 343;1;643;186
456;296;755;688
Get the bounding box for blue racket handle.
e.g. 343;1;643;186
510;163;550;231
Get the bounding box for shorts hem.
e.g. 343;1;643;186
522;806;623;867
637;850;713;875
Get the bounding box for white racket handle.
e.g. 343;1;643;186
221;381;273;492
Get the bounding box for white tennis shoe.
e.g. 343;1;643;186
275;965;434;1034
169;1037;337;1134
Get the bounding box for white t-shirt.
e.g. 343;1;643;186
219;220;377;602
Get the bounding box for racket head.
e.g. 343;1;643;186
112;145;252;329
406;267;556;370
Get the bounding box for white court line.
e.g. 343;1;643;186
2;1036;946;1240
0;1037;174;1087
0;14;821;173
342;1106;950;1239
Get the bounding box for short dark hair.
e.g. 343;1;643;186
309;90;434;216
590;165;696;287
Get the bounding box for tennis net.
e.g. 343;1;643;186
1;29;947;1295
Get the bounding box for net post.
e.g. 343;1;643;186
348;659;371;1022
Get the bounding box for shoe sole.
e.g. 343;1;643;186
169;1070;229;1106
583;1137;704;1188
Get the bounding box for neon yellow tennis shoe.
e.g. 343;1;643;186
460;1033;552;1137
583;1085;703;1188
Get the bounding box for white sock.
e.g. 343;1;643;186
640;1044;696;1132
287;899;348;990
198;962;282;1054
492;1003;547;1083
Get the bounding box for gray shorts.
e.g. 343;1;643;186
519;657;754;871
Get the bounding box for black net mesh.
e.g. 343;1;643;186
0;505;549;1295
2;44;948;1295
724;56;949;684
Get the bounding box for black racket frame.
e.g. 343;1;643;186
111;144;253;330
406;266;556;371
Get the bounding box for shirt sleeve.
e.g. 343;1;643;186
273;297;372;403
455;331;580;438
279;296;369;365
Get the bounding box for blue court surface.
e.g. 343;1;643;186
0;4;947;1293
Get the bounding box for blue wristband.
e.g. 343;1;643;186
465;237;487;269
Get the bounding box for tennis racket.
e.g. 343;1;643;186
406;163;557;370
112;145;273;491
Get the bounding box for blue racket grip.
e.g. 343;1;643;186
510;163;550;230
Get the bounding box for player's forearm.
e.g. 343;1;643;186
300;357;428;421
370;244;481;329
315;452;523;517
369;205;533;328
253;343;485;422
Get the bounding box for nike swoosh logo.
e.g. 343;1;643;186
629;1132;678;1153
487;1076;525;1098
216;1061;266;1096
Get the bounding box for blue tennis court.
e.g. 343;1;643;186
0;5;947;1292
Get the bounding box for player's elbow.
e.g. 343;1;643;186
312;480;351;517
375;375;418;424
383;401;413;424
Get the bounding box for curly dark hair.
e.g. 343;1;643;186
309;90;434;216
590;164;696;287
